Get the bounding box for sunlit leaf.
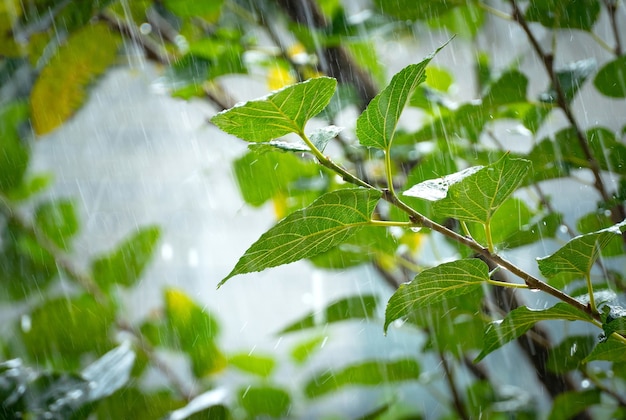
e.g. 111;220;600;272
475;303;592;362
304;359;420;398
525;0;601;30
238;386;291;418
539;59;596;103
31;23;121;135
21;294;116;368
228;353;275;378
219;189;381;286
34;200;79;251
279;295;378;333
537;223;624;279
548;389;601;420
164;288;226;377
433;155;531;224
0;101;29;193
356;42;448;150
594;56;626;98
584;336;626;363
211;77;337;142
384;259;489;333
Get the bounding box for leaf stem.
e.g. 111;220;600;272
484;220;495;253
368;219;412;228
487;278;528;289
585;273;597;313
384;150;396;196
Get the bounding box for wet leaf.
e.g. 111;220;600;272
537;223;624;279
97;388;185;420
403;165;484;201
31;23;121;135
0;101;29;193
539;59;596;103
279;295;378;333
164;288;226;377
546;335;596;373
81;343;135;402
594;56;626;98
166;389;230;420
601;305;626;337
356;42;448;150
584;336;626;363
577;212;623;257
384;259;489;333
34;200;79;251
482;70;528;108
476;303;592;362
219;189;381;286
228;354;275;378
91;226;161;290
238;386;291;418
310;125;344;152
548;389;601;420
525;0;601;31
23;372;92;419
22;294;116;369
290;336;325;365
304;359;420;398
433;155;531;224
211;77;336;142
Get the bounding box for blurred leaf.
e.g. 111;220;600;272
0;359;29;416
546;335;596;373
81;343;135;402
424;66;454;92
6;173;53;202
304;359;420;398
525;0;601;30
279;295;378;333
577;212;623;257
164;288;226;377
31;23;121;135
385;259;488;332
238;386;291;418
482;70;528;108
34;200;79;250
539;59;596;103
97;388;184;420
356;42;448;150
476;303;592;362
433;155;531;224
594;56;626;98
413;103;487;143
22;372;92;419
92;226;160;290
164;0;224;21
211;77;336;142
601;306;626;337
233;150;319;207
537;223;623;279
427;3;484;39
228;354;275;378
21;294;116;368
219;189;381;286
166;389;230;420
373;0;466;21
548;389;601;420
290;336;325;365
584;336;626;363
0;101;29;193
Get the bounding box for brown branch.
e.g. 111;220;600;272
603;0;623;55
439;351;470;420
509;0;626;228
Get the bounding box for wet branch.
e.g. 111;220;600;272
439;351;470;420
603;0;623;56
509;0;626;228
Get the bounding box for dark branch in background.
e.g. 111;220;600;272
439;350;470;420
603;0;623;56
273;0;379;108
509;0;626;231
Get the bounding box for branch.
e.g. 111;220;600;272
439;351;470;420
603;0;623;55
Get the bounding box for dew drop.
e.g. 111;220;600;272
410;227;422;233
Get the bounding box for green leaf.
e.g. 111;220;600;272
601;306;626;337
21;294;116;368
211;77;337;142
164;0;224;21
373;0;466;21
228;353;276;378
546;335;596;373
433;155;531;224
31;23;121;135
427;3;485;39
6;173;52;202
81;343;135;402
290;336;325;365
92;226;160;290
164;288;226;377
219;189;381;286
548;389;601;420
34;200;79;250
584;336;626;363
384;259;489;333
577;211;623;257
537;223;623;279
238;386;291;418
304;359;420;398
482;70;528;108
594;56;626;98
526;0;601;31
310;125;344;152
0;101;29;193
279;295;378;333
539;59;596;103
96;388;185;420
476;303;592;362
356;42;448;150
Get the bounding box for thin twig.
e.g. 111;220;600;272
439;350;470;420
603;0;623;55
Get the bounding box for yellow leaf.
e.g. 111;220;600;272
31;23;121;135
164;289;194;324
267;65;296;91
